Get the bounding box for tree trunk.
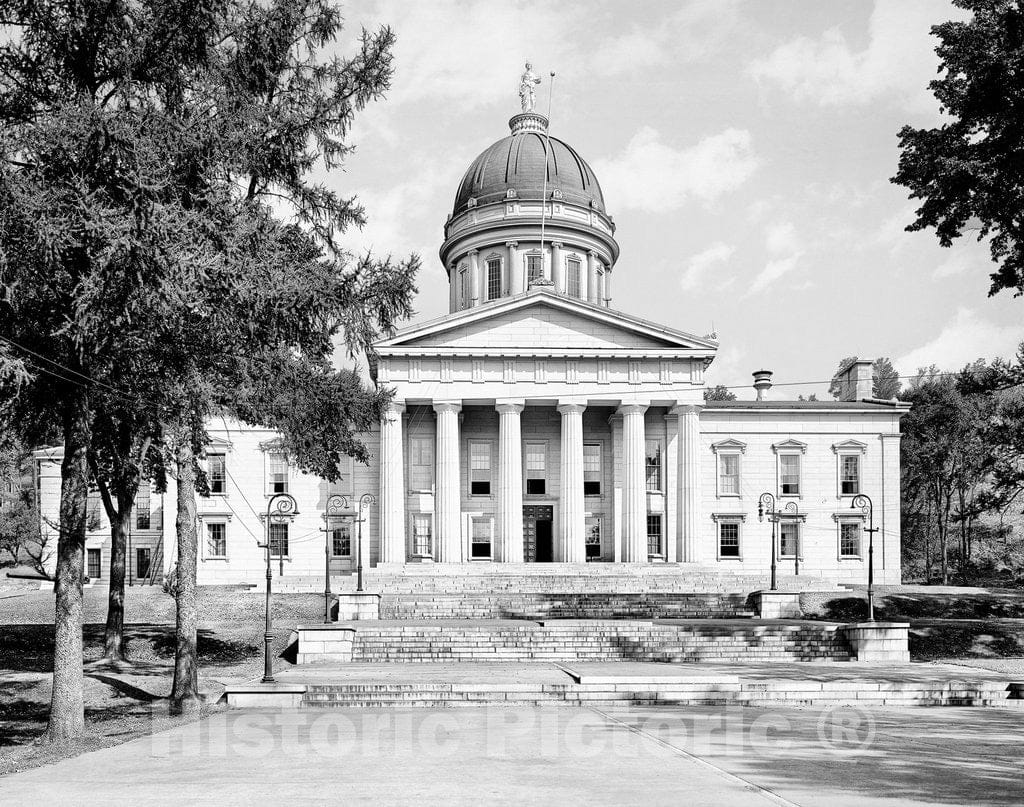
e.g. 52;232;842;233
170;434;201;714
102;503;132;663
45;390;90;744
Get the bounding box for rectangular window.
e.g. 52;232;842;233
719;454;740;496
470;442;491;495
87;491;102;531
136;548;151;580
208;453;226;494
583;443;602;495
459;267;468;308
780;454;800;496
527;254;543;285
719;522;741;558
525;441;546;495
779;522;799;558
409;436;434;491
646;514;663;557
486;258;501;300
645;440;663;492
471;517;492;559
585;516;602;560
412;514;432;557
567;259;581;298
269;522;289;557
268;451;288;494
332;454;355;496
206;522;227;558
840;455;860;495
331;524;352;557
135;483;151;530
840;522;861;558
87;548;101;579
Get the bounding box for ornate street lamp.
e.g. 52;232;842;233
851;493;878;622
322;494;350;624
757;492;778;591
355;493;375;593
261;492;298;683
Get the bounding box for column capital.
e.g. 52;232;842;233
432;400;462;414
556;401;587;415
505;240;519;249
616;402;649;416
468;248;479;257
550;241;563;248
384;400;406;416
669;403;704;417
588;249;598;257
495;401;525;415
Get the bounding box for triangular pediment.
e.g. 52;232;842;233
376;289;717;354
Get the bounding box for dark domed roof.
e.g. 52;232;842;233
452;114;605;216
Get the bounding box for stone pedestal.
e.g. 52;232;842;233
841;621;910;663
294;625;357;664
333;593;380;621
223;682;307;708
753;590;802;619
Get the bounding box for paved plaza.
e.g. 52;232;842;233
1;703;1021;806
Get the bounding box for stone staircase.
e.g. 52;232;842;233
301;675;1015;709
378;592;756;620
333;621;852;664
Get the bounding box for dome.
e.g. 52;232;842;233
452;113;605;216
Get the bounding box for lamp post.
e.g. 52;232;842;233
262;492;298;683
851;493;877;622
757;492;778;591
355;493;375;593
322;494;349;624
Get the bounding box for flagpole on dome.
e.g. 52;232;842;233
538;69;555;290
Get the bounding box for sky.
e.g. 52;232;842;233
325;0;1023;400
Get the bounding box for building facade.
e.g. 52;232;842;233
36;106;909;586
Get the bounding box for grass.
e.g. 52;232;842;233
0;583;324;776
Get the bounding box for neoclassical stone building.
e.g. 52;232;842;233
36;105;909;587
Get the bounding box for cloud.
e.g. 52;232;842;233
680;243;735;290
747;221;804;294
747;0;969;112
894;308;1024;374
594;126;758;213
351;0;742;112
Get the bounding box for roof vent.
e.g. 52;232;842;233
752;369;773;401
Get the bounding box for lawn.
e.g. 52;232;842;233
0;582;324;776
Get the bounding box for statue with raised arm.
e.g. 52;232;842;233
519;62;542;112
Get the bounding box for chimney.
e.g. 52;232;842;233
839;359;874;401
752;369;773;401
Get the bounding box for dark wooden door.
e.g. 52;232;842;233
523;506;554;562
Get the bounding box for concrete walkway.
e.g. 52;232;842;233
1;704;1021;806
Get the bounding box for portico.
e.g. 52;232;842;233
373;287;715;566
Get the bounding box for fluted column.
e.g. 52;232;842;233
379;401;406;564
672;403;703;562
603;268;612;307
433;401;462;562
557;403;586;562
619;403;648;562
496;402;524;562
551;242;563;292
587;251;600;304
469;250;481;308
507;241;522;296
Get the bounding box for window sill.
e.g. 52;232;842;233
839;555;863;561
204;556;229;562
717;556;743;561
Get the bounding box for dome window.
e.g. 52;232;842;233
567;257;582;298
486;257;502;301
527;254;543;286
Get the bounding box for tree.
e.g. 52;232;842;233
828;356;902;400
0;0;416;735
703;385;737;401
893;0;1024;297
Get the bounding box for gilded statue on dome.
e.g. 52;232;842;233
519;62;541;112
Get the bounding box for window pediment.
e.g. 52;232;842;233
772;439;807;454
832;439;868;454
711;438;746;454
